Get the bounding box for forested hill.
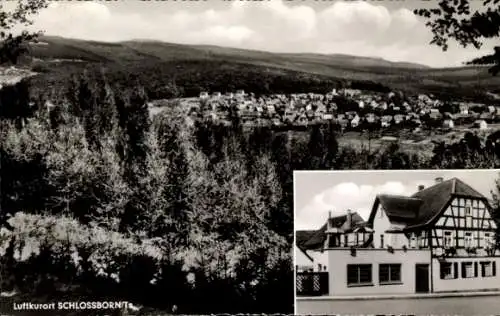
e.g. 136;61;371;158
26;36;500;101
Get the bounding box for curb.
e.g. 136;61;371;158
296;291;500;301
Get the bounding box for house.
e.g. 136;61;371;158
381;115;392;128
199;91;209;99
365;114;377;124
297;177;500;296
459;104;469;115
430;110;443;120
212;92;222;99
351;115;361;128
473;120;488;130
394;114;404;124
442;119;454;129
341;89;361;97
323;113;334;120
296;230;328;272
299;211;372;251
295;244;314;272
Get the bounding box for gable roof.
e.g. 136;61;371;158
368;177;488;230
296;230;317;247
377;194;422;221
409;177;485;227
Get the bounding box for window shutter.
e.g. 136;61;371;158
494;261;497;276
482;263;485;277
461;263;466;278
474;262;478;277
440;264;445;279
454;262;458;279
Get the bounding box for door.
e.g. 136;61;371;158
415;264;429;293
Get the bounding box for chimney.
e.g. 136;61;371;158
418;185;425;191
435;177;444;184
328;211;332;229
346;209;352;229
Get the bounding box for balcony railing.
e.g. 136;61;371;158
296;272;329;296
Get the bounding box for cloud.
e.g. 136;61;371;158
295;179;436;231
29;0;493;67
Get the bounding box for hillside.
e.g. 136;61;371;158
25;35;500;100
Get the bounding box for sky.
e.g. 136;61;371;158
294;170;500;231
14;0;496;68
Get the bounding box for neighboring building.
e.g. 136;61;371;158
351;115;361;128
443;119;454;129
297;177;499;296
299;211;372;251
474;120;488;130
459;104;469;115
296;231;328;272
323;210;372;249
295;244;315;272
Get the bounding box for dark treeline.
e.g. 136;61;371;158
28;60;394;101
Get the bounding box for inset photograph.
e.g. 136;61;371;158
295;170;500;315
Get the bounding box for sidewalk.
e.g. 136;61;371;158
297;290;500;301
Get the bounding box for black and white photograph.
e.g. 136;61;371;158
295;170;500;315
0;0;499;315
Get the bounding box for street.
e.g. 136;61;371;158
297;295;500;315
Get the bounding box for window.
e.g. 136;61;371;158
410;234;417;248
461;262;474;278
481;261;496;277
380;234;384;248
344;235;348;247
443;231;453;248
361;233;367;245
484;233;493;248
440;262;458;279
347;264;372;286
418;232;426;248
465;232;473;248
379;264;401;284
465;206;472;217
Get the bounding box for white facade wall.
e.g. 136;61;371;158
372;205;391;249
327;249;431;296
295;245;313;272
432;257;500;292
372;205;410;249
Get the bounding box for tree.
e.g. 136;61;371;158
414;0;500;75
490;173;500;249
0;0;48;65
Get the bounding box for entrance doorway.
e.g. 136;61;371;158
415;264;429;293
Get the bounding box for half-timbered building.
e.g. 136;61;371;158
296;177;500;296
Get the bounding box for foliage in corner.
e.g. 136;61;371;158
414;0;500;75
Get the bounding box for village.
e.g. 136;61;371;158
178;88;500;132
